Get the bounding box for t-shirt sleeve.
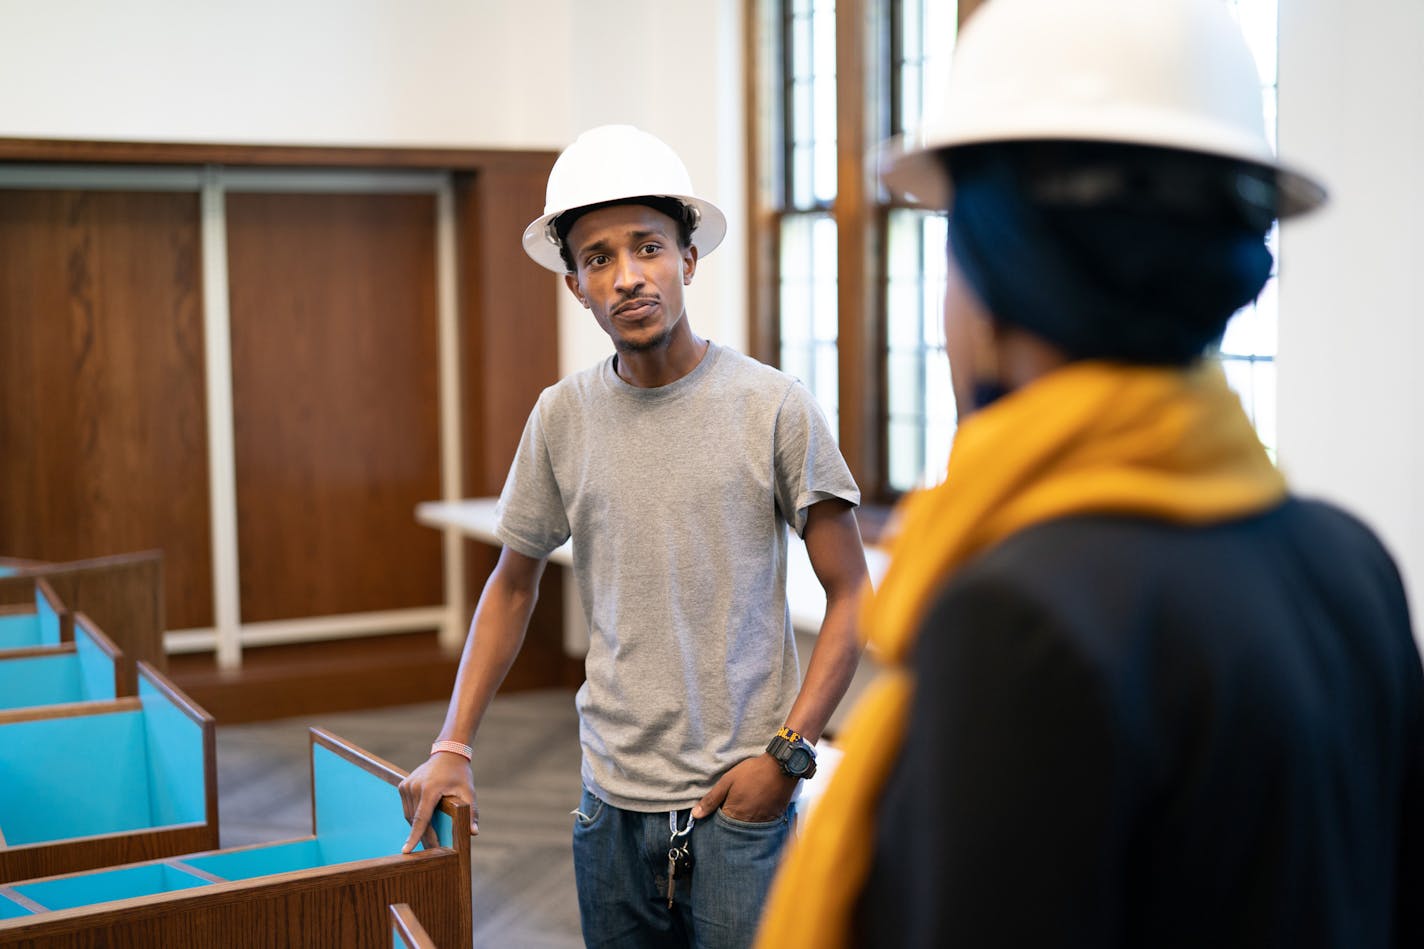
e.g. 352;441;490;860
493;398;571;559
772;380;861;537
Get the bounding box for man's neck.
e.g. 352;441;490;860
614;322;710;388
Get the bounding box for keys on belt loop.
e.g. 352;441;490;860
669;811;696;841
666;811;696;908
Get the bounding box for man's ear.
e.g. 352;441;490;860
682;244;699;286
564;273;590;308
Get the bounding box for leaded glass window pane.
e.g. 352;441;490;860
1219;0;1279;455
886;208;953;491
779;213;840;429
884;1;957;492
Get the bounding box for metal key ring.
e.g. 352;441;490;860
668;812;696;842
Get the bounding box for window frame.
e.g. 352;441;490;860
746;0;985;508
750;0;1283;511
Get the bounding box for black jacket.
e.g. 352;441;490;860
857;499;1424;947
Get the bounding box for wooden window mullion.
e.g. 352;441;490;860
836;0;884;499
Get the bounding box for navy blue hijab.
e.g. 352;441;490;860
944;142;1276;366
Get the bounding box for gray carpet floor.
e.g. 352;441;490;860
216;690;585;948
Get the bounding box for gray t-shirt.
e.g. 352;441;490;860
494;341;860;811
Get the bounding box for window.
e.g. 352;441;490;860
749;0;976;503
748;0;1281;503
884;0;959;491
774;1;840;432
1219;0;1280;456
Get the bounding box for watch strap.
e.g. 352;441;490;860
766;727;817;779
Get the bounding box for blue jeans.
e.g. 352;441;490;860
571;786;793;949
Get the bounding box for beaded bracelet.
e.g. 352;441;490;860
431;740;473;760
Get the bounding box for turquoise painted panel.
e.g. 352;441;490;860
312;744;451;865
0;711;151;845
183;839;323;881
0;654;82;710
0;566;15;577
0;585;61;650
0;892;33;920
36;589;60;647
74;622;117;701
139;674;205;826
13;862;209;911
431;803;452;849
427;795;453;848
0;611;38;650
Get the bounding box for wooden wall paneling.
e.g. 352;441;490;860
226;192;443;623
0;551;164;674
0;189;214;631
457;163;560;496
0;137;557;172
1;141;567;704
454;163;572;688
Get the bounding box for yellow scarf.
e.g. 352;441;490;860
755;360;1286;949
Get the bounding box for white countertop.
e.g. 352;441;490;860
416;498;890;636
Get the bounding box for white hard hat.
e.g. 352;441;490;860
881;0;1326;217
522;125;728;273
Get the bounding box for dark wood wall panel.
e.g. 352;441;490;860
0;189;213;630
454;162;571;687
0;142;570;698
457;164;560;494
227;192;442;623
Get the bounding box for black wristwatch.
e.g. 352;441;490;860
766;726;817;780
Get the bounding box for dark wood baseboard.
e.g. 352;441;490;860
169;629;582;725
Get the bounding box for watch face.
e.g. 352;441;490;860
787;747;813;775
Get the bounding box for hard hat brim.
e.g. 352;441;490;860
522;194;728;274
880;118;1328;220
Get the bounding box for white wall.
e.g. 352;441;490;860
1278;0;1424;632
557;2;747;374
4;0;1420;631
0;0;745;369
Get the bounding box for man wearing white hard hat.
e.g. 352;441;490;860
758;0;1423;946
399;124;868;948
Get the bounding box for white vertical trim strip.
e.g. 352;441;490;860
164;606;451;653
435;177;466;651
201;165;244;670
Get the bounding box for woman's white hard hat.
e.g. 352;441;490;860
523;125;728;273
881;0;1327;217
